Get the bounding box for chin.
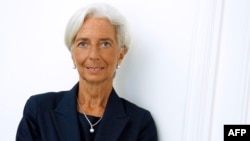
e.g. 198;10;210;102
81;77;109;84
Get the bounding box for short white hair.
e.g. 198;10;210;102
64;3;131;51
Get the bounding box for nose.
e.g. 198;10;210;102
88;46;100;61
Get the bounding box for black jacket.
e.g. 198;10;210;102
16;83;158;141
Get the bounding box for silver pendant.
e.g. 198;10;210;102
90;128;94;133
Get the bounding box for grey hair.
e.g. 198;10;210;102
64;3;131;51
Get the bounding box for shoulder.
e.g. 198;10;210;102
24;91;68;113
120;98;152;120
120;98;146;112
29;91;67;103
119;97;158;140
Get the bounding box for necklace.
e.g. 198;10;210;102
77;99;103;133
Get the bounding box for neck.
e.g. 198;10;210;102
77;80;113;117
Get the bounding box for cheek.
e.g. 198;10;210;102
107;51;120;64
72;51;85;64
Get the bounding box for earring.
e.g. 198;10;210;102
116;64;120;69
73;64;76;69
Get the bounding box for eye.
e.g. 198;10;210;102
100;41;112;48
77;42;88;48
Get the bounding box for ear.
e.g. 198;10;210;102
71;52;76;67
118;47;127;64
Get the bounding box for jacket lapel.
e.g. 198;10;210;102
50;84;129;141
51;84;82;141
95;89;129;141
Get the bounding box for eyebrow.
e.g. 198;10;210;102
74;38;89;43
100;38;114;43
74;37;114;43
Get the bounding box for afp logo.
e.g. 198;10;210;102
224;125;250;141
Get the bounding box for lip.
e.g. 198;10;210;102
86;67;104;73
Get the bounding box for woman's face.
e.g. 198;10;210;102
71;17;126;84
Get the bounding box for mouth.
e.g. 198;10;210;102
86;67;104;72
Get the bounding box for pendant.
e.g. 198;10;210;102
90;128;94;133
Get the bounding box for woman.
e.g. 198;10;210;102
16;3;158;141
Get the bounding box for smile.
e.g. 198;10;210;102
87;67;104;72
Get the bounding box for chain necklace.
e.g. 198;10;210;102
77;99;103;133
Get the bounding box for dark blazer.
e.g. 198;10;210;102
16;83;158;141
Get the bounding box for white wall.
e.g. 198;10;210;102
0;0;249;141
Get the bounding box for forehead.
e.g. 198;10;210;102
75;17;117;40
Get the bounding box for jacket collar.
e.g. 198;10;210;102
51;83;129;141
95;88;129;141
51;83;81;141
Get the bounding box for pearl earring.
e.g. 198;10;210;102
116;64;120;69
